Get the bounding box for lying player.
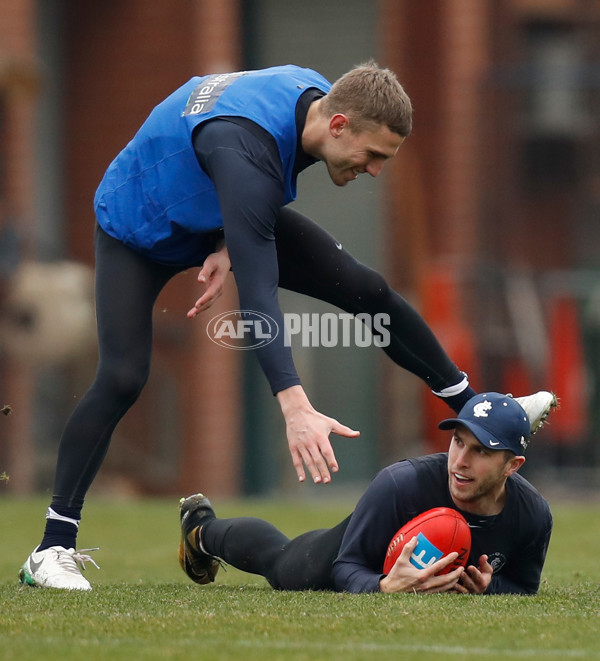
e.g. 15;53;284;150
179;392;555;595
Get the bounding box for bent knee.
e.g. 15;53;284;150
352;266;392;309
95;361;150;401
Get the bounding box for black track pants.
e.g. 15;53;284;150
202;514;352;590
50;214;465;510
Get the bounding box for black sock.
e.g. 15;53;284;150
438;385;477;414
38;520;78;552
38;505;81;551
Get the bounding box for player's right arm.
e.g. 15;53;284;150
332;463;419;592
187;240;231;316
379;537;463;593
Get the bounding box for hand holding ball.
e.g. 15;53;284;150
383;507;471;575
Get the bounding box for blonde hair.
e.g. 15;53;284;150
320;61;412;137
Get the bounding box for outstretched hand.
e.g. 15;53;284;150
379;536;464;594
277;385;360;484
187;244;231;318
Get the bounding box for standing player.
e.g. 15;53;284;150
178;392;553;595
19;63;556;590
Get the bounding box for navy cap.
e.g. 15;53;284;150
438;392;531;454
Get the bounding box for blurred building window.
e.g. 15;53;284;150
525;20;589;138
521;20;589;189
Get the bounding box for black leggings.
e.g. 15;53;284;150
202;514;352;590
274;210;462;385
51;209;464;509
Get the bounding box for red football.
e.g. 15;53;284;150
383;507;471;575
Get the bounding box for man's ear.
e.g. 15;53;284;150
329;113;349;137
505;455;526;477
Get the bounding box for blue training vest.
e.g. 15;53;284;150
94;65;332;265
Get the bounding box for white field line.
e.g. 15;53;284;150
235;639;599;658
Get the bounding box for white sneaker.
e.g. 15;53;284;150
514;391;558;435
19;545;100;590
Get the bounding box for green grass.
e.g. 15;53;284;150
0;495;599;660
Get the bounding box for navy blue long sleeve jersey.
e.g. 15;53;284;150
332;453;552;594
193;91;322;395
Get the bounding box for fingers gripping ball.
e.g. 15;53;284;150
383;507;471;575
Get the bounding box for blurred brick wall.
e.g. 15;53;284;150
0;0;40;492
380;0;600;455
0;0;39;243
62;2;196;264
60;1;243;497
3;0;598;492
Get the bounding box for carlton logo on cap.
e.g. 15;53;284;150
437;392;531;454
473;401;492;418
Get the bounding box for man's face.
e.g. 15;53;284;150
447;425;523;515
323;117;404;186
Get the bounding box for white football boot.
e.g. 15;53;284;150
19;545;99;590
513;391;558;435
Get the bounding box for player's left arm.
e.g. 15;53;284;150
487;529;551;595
194;120;355;485
484;508;552;595
452;554;493;594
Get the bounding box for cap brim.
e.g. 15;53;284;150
438;418;511;451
